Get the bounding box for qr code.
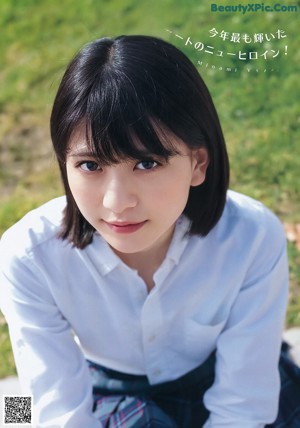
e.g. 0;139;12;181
3;395;32;425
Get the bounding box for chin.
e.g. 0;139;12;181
106;238;152;255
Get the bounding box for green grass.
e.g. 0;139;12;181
0;320;17;378
0;0;299;378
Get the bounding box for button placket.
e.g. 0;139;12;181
141;290;165;383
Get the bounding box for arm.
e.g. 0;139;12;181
203;213;289;428
0;245;101;428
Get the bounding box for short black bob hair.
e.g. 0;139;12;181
50;34;229;249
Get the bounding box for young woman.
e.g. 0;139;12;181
1;35;299;428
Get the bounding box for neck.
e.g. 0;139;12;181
113;225;175;292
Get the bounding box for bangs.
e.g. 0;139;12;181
76;65;180;164
83;114;180;165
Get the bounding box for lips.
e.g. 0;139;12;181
103;220;147;234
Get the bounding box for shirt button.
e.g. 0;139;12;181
148;335;156;342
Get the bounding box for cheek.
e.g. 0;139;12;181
154;174;191;209
66;170;97;207
67;173;81;199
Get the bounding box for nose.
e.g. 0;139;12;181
102;175;138;214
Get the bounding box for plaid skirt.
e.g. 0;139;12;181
87;343;300;428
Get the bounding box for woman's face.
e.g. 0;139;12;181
66;127;208;260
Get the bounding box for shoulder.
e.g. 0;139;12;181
219;190;286;250
224;190;284;233
0;196;66;260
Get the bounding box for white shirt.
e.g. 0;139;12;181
0;190;289;428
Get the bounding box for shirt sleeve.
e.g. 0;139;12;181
203;211;289;428
0;243;102;428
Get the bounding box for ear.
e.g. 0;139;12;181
190;148;209;187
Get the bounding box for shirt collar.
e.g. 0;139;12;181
88;215;191;276
87;233;121;276
164;215;191;265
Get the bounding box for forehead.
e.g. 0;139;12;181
66;126;89;155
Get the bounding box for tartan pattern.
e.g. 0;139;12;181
89;343;300;428
93;395;178;428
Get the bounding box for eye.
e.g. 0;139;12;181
136;160;159;170
79;161;100;172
